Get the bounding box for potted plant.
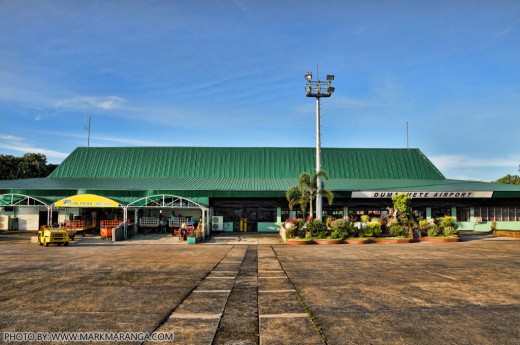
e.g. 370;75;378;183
187;229;203;244
308;219;342;244
422;216;460;242
284;218;315;245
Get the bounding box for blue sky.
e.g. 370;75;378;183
1;0;519;181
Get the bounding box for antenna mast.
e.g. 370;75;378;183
84;108;91;147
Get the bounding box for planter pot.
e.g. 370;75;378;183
314;238;344;245
422;237;461;243
187;236;202;244
345;238;371;244
285;239;314;245
372;238;414;244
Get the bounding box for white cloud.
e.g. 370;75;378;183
0;142;68;159
0;134;24;141
54;95;125;111
430;154;520;170
35;114;42;121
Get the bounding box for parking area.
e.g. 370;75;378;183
0;233;519;344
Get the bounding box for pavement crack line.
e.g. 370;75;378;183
268;245;328;345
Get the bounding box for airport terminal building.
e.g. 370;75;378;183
1;146;520;234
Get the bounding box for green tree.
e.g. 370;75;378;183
0;153;57;180
496;174;520;185
391;193;412;221
286;171;334;218
18;153;48;179
0;155;20;180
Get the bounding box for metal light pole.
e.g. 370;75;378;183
304;70;335;221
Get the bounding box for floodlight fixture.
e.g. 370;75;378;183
326;74;334;81
305;72;313;81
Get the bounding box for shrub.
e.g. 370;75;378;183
418;219;429;232
389;223;407;237
439;216;459;236
330;229;346;240
366;220;382;237
316;231;328;239
331;219;353;233
330;219;351;239
307;219;326;237
326;217;337;229
360;215;371;223
427;223;440;237
491;221;497;231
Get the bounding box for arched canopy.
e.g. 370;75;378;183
127;194;207;210
0;193;53;207
53;194;125;208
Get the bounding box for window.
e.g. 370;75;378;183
412;208;426;220
456;207;470;222
431;207;451;218
323;207;344;219
281;209;304;221
495;208;502;221
474;206;520;222
258;208;276;222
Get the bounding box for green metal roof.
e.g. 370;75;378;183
2;146;520;200
49;147;445;180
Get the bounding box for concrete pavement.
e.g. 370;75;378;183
0;232;519;344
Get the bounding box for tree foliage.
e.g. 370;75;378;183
0;153;58;180
496;174;520;185
286;171;334;217
391;193;412;216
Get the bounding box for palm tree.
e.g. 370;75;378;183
286;171;334;218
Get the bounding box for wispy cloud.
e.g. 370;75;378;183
430;154;520;170
0;134;24;141
0;142;68;159
495;26;513;37
54;96;125;111
32;130;165;147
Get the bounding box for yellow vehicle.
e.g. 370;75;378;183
38;226;71;247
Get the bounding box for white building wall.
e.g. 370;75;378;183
16;207;43;230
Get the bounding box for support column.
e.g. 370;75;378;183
315;97;322;221
123;207;128;239
47;206;52;226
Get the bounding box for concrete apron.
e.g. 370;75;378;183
148;245;324;345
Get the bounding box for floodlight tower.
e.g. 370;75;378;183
304;70;335;221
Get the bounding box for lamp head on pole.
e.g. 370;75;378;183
305;72;312;81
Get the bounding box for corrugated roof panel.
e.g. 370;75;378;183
49;147;445;180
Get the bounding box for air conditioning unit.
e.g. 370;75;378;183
0;216;8;230
212;216;224;231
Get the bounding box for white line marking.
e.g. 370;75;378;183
260;313;308;318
